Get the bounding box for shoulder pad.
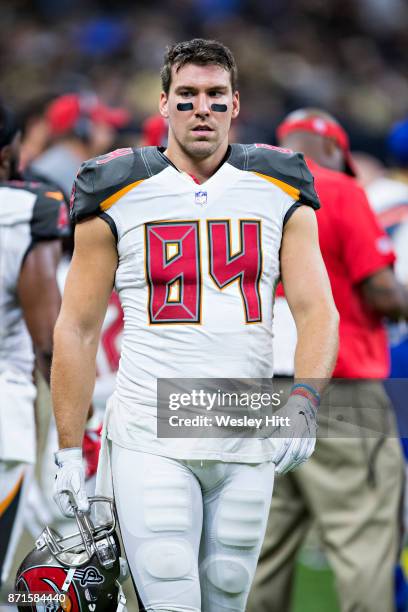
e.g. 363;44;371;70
31;184;70;240
70;147;168;223
1;180;69;239
229;143;320;210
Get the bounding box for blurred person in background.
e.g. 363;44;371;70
354;147;408;611
18;95;55;176
29;92;130;201
20;92;131;537
141;113;168;147
249;109;408;612
0;103;69;589
354;149;408;380
388;118;408;186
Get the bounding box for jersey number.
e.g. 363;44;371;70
145;220;262;324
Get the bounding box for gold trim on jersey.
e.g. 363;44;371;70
0;472;24;517
167;278;181;303
100;180;144;211
165;242;180;263
45;190;64;201
252;172;300;201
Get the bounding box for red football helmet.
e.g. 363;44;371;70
15;497;127;611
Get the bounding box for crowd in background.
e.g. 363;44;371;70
1;0;408;160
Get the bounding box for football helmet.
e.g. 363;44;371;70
15;496;127;611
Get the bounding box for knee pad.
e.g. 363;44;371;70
144;472;191;532
217;488;265;547
202;556;250;594
139;538;194;580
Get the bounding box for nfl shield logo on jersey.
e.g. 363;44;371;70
194;191;207;206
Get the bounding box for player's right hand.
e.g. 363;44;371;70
53;447;89;517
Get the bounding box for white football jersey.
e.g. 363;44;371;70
71;144;319;461
0;181;67;377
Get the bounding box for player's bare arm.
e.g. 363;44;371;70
281;205;339;387
51;217;117;449
270;205;339;474
18;240;62;383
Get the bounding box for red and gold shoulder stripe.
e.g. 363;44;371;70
100;180;144;212
252;172;300;201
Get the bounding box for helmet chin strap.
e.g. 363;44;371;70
116;581;127;612
115;556;129;611
61;566;77;592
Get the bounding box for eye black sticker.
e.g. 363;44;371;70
211;104;227;112
177;103;194;111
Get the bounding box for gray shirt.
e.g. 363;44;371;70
31;144;82;199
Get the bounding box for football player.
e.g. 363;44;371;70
0;104;69;587
51;39;339;611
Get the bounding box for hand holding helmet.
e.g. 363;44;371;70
54;447;89;517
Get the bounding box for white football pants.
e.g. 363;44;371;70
0;461;32;586
112;444;275;612
0;369;36;586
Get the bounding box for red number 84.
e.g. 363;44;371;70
145;219;263;325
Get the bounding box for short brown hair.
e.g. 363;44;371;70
161;38;238;94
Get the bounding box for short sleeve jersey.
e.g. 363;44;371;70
0;181;69;376
70;144;319;461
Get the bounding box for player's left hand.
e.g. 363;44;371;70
54;447;89;517
272;390;318;474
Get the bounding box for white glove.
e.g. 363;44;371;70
272;392;318;474
53;447;89;517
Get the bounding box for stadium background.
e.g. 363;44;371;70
2;0;408;610
3;0;408;158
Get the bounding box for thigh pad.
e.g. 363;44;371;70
217;488;265;547
139;538;194;580
202;555;250;594
144;472;191;532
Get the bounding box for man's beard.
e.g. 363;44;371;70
180;137;219;160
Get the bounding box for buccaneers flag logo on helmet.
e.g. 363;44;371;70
15;497;127;612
